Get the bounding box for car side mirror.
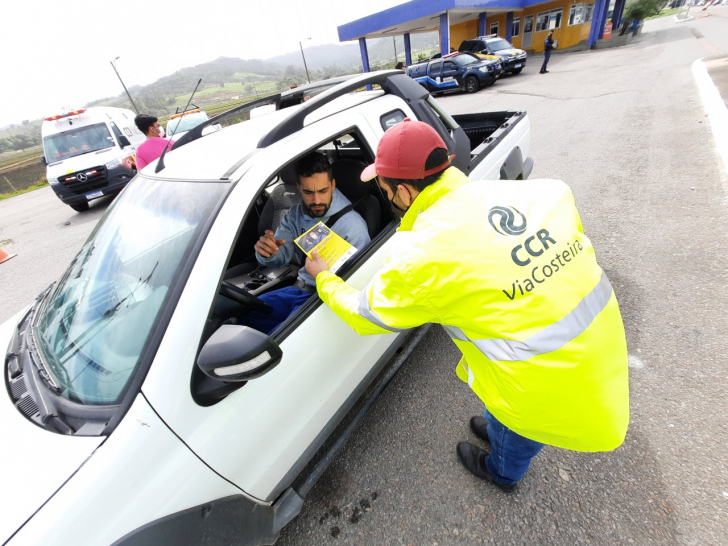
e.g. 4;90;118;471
197;324;283;382
118;135;131;148
40;156;47;165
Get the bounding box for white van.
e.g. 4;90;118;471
41;107;145;212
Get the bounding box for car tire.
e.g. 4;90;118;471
70;202;89;213
465;76;480;94
512;68;523;75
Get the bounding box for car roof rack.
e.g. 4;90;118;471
171;75;359;151
258;70;402;148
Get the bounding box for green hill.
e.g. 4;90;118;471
88;35;439;117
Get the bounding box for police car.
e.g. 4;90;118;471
459;35;528;75
2;71;532;545
407;52;502;94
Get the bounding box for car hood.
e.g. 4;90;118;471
474;58;500;68
494;48;526;58
46;147;121;177
472;52;501;62
0;309;104;544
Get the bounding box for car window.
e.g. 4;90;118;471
381;110;406;131
109;122;126;145
487;39;513;51
42;123;115;161
452;54;478;67
35;178;228;405
193;130;397;404
168;113;209;135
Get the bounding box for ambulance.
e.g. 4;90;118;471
41;107;144;212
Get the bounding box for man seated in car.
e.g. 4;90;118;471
236;152;370;334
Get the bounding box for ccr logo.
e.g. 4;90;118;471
488;206;527;236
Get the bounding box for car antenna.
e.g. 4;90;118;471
155;78;202;173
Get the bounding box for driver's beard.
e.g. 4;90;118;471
307;203;330;218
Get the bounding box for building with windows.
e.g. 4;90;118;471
338;0;625;72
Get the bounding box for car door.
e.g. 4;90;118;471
441;60;460;88
141;109;407;503
428;59;443;89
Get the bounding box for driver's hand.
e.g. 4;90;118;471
255;230;286;257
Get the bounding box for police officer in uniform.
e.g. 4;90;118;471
305;119;629;493
540;29;555;74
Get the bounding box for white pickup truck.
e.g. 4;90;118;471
1;71;531;545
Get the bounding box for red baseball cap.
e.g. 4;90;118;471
360;118;451;181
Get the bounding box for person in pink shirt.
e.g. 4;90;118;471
134;114;176;170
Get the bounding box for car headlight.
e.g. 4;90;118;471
479;67;490;73
48;177;59;186
105;158;121;169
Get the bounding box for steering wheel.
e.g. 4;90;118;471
219;281;273;315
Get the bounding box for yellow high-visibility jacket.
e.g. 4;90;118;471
317;167;629;451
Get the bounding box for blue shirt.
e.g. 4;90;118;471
256;188;371;286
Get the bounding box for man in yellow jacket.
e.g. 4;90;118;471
305;119;629;493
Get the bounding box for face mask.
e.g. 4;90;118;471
157;126;165;137
389;185;411;213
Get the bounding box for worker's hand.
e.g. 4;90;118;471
305;252;329;279
255;230;285;257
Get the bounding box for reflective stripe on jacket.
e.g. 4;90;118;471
317;167;629;452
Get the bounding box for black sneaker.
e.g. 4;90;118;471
469;416;491;445
456;442;517;493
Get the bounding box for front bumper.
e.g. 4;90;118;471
50;164;136;206
501;57;527;71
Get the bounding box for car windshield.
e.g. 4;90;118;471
488;39;513;52
167;113;208;135
43;123;115;162
453;54;479;66
34;177;227;405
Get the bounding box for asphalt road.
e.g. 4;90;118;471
278;12;728;546
1;9;727;545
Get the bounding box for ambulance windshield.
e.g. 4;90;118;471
43;123;115;162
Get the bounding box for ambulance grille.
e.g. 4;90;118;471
59;165;108;193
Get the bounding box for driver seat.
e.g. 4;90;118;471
331;159;382;239
257;164;301;236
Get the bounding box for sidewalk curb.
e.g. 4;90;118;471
674;14;695;23
692;57;728;180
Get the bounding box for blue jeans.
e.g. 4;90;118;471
483;406;544;485
236;286;312;335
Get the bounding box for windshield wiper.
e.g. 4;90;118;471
11;286;75;434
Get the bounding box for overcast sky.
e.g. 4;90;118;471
0;0;407;127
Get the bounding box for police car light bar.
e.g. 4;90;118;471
169;109;200;119
44;108;87;121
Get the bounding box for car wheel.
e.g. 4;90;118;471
512;68;523;75
70;202;89;213
465;76;480;94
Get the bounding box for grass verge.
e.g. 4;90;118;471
0;147;43;170
646;8;683;19
0;178;49;201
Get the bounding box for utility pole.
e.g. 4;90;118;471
110;57;140;114
299;39;311;84
393;36;398;64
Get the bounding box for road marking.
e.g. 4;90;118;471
692;57;728;182
628;354;645;369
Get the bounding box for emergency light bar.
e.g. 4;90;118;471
44;108;87;121
169;109;200;119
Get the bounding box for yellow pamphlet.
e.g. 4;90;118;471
294;221;357;274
